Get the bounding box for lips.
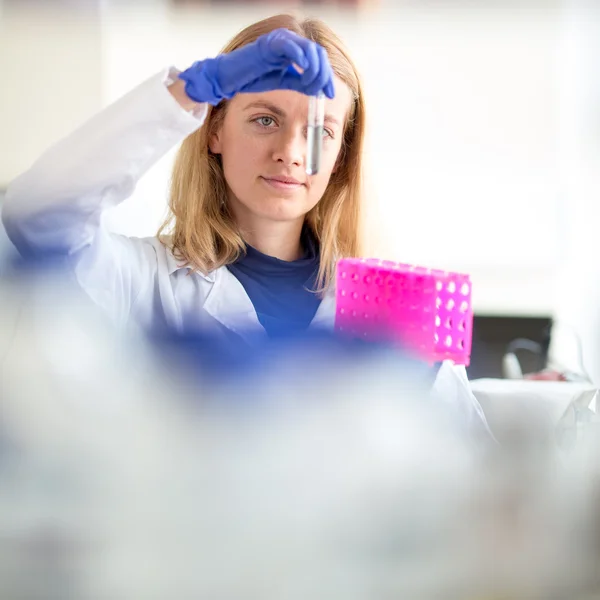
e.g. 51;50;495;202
261;175;305;190
263;175;304;185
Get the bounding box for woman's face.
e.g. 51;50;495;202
209;77;353;227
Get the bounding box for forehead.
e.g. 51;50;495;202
228;76;353;125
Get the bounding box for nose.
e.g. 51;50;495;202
271;127;305;168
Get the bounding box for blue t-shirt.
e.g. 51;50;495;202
227;230;321;338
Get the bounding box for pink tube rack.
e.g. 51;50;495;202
335;258;473;366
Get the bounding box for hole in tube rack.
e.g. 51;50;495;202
341;272;347;279
447;281;456;293
436;297;442;309
352;292;358;300
445;335;452;347
436;281;443;291
364;275;371;284
446;299;455;311
460;301;469;313
458;339;464;349
352;273;359;282
461;283;469;296
364;294;370;302
435;316;441;327
341;290;347;297
340;308;345;315
445;317;453;329
459;320;465;331
434;333;439;344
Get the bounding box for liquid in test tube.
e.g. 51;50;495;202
306;91;325;175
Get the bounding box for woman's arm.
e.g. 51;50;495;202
1;69;207;323
2;68;206;258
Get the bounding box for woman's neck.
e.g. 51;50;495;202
238;218;306;262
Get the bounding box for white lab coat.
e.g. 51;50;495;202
2;68;493;438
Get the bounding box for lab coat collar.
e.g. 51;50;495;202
202;266;266;342
165;246;215;282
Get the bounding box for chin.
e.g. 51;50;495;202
254;198;311;223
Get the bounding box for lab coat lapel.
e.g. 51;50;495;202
309;287;336;331
202;267;267;343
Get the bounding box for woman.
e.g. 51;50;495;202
2;14;360;340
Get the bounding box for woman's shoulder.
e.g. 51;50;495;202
104;234;183;277
133;234;218;283
124;234;187;273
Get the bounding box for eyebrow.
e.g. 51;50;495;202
243;100;342;127
244;101;286;118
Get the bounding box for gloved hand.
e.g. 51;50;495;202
178;28;335;105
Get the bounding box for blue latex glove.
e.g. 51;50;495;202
178;28;335;105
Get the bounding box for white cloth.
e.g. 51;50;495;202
1;67;490;437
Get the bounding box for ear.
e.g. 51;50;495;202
208;128;222;154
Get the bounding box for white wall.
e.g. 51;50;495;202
548;0;600;381
0;3;103;185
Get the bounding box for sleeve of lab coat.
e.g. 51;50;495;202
1;68;208;323
431;362;497;444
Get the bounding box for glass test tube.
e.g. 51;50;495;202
306;91;325;176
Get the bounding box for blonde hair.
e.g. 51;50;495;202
159;13;365;291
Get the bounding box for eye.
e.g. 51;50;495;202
254;116;277;128
322;128;334;140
